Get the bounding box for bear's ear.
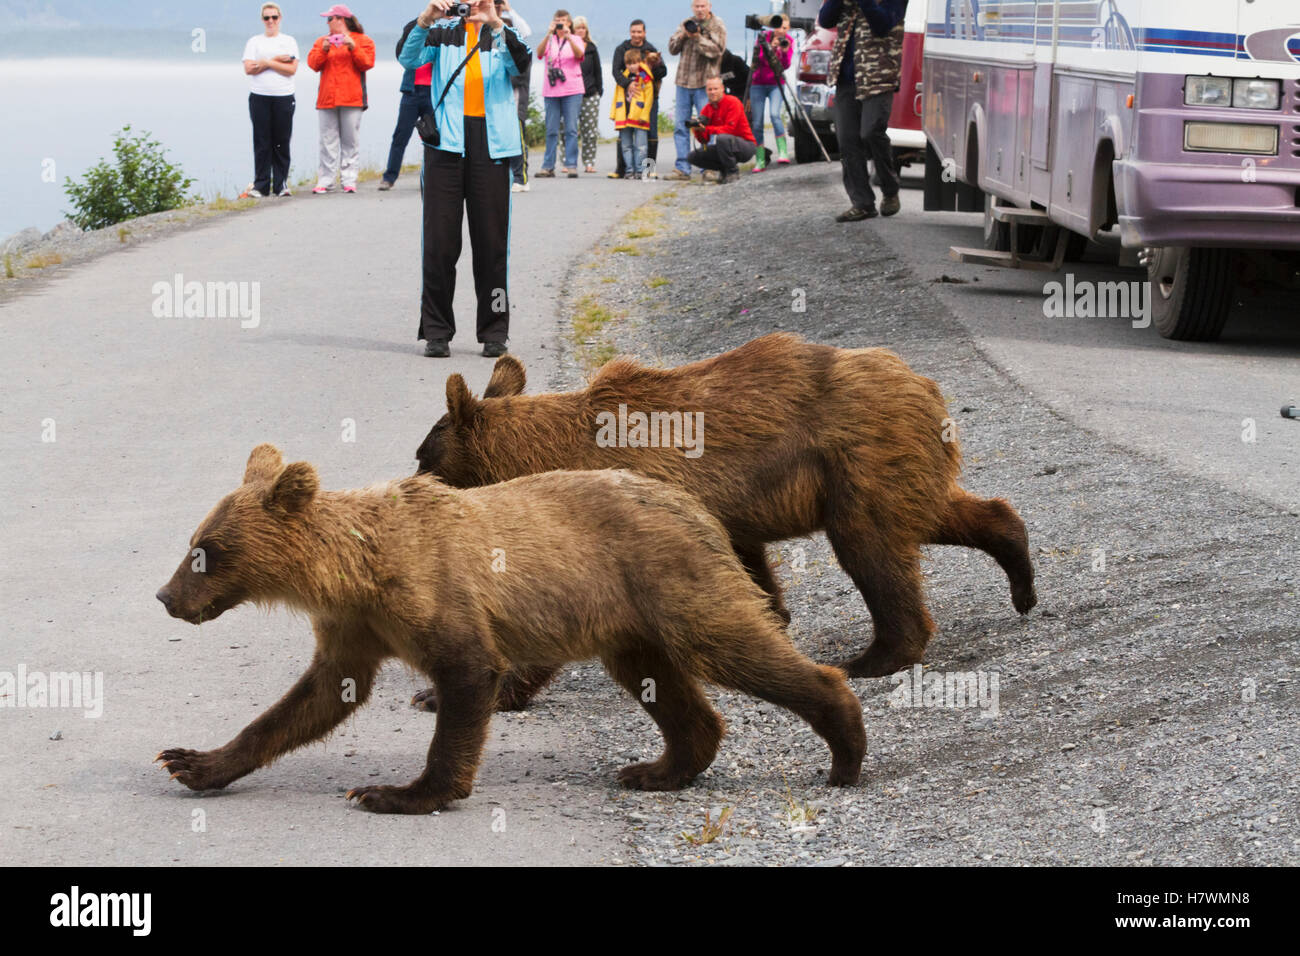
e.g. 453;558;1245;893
265;461;319;513
445;374;478;425
244;443;284;484
483;355;526;399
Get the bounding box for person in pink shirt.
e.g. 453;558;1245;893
536;9;585;178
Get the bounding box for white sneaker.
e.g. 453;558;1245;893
512;182;524;193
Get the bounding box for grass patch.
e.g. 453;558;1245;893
681;807;733;846
625;228;656;239
611;244;641;255
646;276;671;289
357;166;384;184
783;778;820;830
207;194;258;213
571;294;615;341
23;252;63;270
117;226;131;243
569;294;623;374
3;254;14;279
601;276;617;284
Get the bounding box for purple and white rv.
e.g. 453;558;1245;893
922;0;1300;340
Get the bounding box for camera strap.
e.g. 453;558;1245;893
432;23;493;118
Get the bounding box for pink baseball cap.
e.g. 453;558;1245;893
320;4;353;18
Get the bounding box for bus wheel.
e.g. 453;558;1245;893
983;193;1010;250
794;123;825;164
984;194;1041;254
1145;246;1234;341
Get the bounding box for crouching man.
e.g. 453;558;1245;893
686;74;755;184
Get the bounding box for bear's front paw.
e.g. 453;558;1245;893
617;760;697;792
410;687;440;712
345;784;454;814
155;748;240;791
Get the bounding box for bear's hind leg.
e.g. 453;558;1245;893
930;491;1037;614
603;645;725;791
697;625;865;787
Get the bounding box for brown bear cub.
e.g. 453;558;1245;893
415;333;1036;705
154;444;865;814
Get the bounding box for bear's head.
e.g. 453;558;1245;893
415;354;525;483
156;443;319;624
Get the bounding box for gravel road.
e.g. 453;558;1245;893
530;164;1299;866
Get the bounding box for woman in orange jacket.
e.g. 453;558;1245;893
307;4;376;193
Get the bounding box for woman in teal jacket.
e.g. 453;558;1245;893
399;0;532;358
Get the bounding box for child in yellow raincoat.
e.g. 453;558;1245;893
610;49;654;178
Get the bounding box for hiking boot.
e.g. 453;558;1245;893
423;339;450;358
664;170;691;181
482;341;508;358
880;194;901;217
835;206;877;222
377;180;394;191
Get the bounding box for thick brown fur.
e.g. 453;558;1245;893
415;333;1036;700
154;444;865;814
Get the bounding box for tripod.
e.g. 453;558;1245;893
743;27;829;163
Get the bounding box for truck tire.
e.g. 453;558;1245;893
794;122;823;163
1147;246;1234;341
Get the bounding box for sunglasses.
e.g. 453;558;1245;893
263;14;279;20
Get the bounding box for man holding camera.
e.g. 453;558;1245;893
818;0;907;221
666;0;726;181
610;20;667;179
400;0;531;358
686;74;755;184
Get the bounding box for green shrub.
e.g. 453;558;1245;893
63;126;198;231
525;92;546;148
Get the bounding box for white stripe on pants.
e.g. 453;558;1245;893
317;106;363;189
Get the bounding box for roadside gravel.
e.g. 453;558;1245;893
531;165;1298;866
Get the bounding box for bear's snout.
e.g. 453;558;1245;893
156;586;178;617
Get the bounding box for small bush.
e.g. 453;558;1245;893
63;126;198;231
525;92;546;148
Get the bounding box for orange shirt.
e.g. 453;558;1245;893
463;23;485;117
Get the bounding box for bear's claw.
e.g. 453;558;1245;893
346;783;449;814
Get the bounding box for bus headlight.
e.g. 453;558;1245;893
1185;76;1232;106
1232;78;1281;110
1185;75;1282;110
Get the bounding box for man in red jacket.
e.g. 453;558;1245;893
687;74;755;183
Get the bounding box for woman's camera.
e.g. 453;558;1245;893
453;2;471;16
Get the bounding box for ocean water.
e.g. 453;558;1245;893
0;53;662;239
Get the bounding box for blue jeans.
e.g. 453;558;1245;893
674;85;709;173
619;128;647;176
543;94;581;170
384;86;433;183
749;84;785;146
